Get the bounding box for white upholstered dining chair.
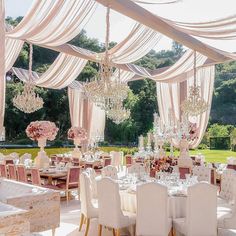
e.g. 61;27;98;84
192;166;211;183
79;172;98;236
136;182;172;236
128;163;145;176
110;151;123;171
219;169;236;204
101;165;118;179
86;168;98;199
173;182;217;236
97;178;136;236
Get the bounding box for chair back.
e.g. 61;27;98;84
5;160;14;165
16;165;27;182
179;167;190;179
80;172;97;218
125;155;133;166
97;178;124;228
220;169;236;202
103;158;112;167
192;166;211;183
0;164;7;177
136;182;169;236
30;168;41;186
86;168;98;198
110;151;123;167
186;182;217;236
128;163;145;176
227;164;236;171
67;167;80;186
8;164;17;180
20;153;31;164
178;157;193;168
101;165;118;179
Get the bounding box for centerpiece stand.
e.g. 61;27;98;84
35;138;50;169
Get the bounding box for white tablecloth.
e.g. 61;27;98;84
120;190;186;219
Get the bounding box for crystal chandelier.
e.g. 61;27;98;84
106;102;130;124
181;51;209;116
13;44;44;113
84;7;130;112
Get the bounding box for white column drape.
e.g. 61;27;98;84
0;0;5;134
156;65;215;148
68;86;105;142
6;0;97;46
12;53;87;89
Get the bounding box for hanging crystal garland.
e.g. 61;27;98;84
84;6;130;112
181;51;209;116
13;44;44;113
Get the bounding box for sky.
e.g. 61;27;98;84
5;0;236;53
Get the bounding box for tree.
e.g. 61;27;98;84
208;124;229;137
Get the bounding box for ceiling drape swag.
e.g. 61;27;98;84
163;15;236;40
109;23;161;64
0;0;5;134
156;65;215;148
12;53;87;89
6;0;97;46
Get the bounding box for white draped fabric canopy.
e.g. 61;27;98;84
2;0;234;147
12;53;87;89
6;0;97;46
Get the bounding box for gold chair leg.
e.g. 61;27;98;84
131;224;136;236
116;229;120;236
98;224;102;236
79;213;84;231
66;190;69;204
52;228;56;236
172;227;176;236
85;218;90;236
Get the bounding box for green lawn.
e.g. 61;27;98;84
0;147;235;163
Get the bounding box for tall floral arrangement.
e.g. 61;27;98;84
68;127;87;141
26;121;58;141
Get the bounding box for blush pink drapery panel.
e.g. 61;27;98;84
6;0;97;47
156;65;215;148
68;86;106;142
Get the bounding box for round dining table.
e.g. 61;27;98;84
117;176;197;219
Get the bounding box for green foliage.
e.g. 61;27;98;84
208;124;230;137
209;137;231;150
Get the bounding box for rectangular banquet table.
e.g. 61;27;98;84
0;202;30;235
0;179;60;233
120;190;187;219
40;170;67;185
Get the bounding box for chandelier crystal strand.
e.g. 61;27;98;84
106;101;131;124
181;51;209;117
13;44;44;113
84;6;130;123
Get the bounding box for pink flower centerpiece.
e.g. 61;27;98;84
68;127;87;158
26;121;58;141
26;121;58;168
